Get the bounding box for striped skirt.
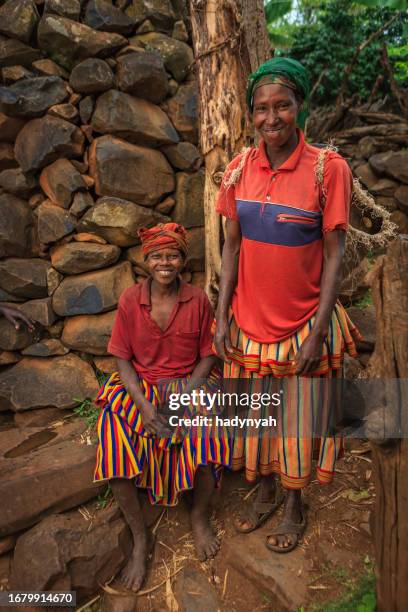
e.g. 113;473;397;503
94;368;231;506
221;302;362;488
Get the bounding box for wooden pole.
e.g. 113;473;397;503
189;0;270;305
368;235;408;611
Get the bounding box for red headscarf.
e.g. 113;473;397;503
139;223;188;258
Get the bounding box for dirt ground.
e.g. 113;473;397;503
81;438;374;612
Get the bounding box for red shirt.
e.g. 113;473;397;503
108;279;214;383
216;131;352;343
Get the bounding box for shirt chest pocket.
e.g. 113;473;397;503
170;330;200;364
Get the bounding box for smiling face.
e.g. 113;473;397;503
146;247;184;286
252;83;301;148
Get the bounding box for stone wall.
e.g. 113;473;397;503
0;0;205;412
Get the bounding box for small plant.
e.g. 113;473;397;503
354;290;373;309
96;485;112;510
73;397;100;429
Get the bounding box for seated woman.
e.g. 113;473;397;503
94;222;230;591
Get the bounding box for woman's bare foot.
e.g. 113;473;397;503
191;508;220;561
119;529;149;591
266;489;303;549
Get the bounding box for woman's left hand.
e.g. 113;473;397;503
295;332;325;375
0;305;35;331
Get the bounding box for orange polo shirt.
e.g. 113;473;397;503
108;279;214;383
216;131;352;343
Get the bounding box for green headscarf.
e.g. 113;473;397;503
246;57;311;130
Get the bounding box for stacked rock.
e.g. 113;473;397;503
0;0;206;413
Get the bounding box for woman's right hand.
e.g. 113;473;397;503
139;398;172;437
214;317;233;362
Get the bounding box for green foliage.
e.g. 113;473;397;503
282;0;407;105
265;0;295;48
310;562;376;612
354;290;373;309
388;43;408;85
73;397;100;428
96;485;112;510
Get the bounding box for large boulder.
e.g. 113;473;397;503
0;194;33;258
39;159;87;208
166;81;198;143
44;0;81;20
37;14;127;70
62;310;116;354
79;196;167;246
10;506;131;602
161;141;202;171
92;90;179;147
0;0;39;43
0;76;68;118
37;201;76;244
126;0;177;31
0;319;37;351
22;338;69;357
136;32;193;82
14;115;85;172
369;150;408;184
52;261;135;316
173;169;204;228
70;191;94;217
0;419;103;536
89;135;175;206
0;258;50;299
0;35;41;68
51;242;121;274
0;168;37;197
116;51;168;103
14;297;56;327
69;58;115;94
84;0;134;34
0;354;98;414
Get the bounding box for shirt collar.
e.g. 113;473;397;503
258;128;305;171
140;277;194;305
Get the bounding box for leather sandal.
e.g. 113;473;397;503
234;489;284;534
265;510;307;553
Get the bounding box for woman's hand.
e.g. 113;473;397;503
0;305;34;331
214;317;232;362
295;331;325;375
139;398;172;437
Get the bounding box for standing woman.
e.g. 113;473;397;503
94;223;230;590
214;58;361;552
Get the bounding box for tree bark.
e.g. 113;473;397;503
368;235;408;611
189;0;270;305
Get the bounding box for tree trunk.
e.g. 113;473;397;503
189;0;270;305
368;235;408;611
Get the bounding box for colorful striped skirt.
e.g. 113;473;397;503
94;368;231;506
222;302;362;488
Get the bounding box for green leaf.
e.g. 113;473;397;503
265;0;293;23
267;27;294;48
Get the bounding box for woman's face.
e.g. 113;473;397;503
252;83;300;148
146;247;184;286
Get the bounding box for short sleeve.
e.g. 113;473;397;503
215;156;244;220
199;293;215;358
108;298;133;360
322;155;353;233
